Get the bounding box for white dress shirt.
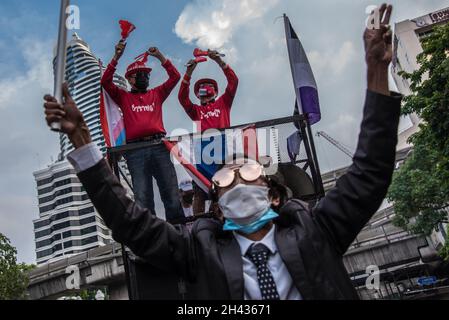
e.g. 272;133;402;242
67;142;103;173
233;225;303;300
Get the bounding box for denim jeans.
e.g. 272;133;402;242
124;143;184;221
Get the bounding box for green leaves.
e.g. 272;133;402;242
0;233;34;300
388;23;449;242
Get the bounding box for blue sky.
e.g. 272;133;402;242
0;0;447;264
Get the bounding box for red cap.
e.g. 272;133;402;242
125;62;152;78
125;51;153;78
194;78;218;97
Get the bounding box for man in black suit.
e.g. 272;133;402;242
43;4;400;300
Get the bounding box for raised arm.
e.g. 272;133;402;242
42;84;193;275
100;40;127;103
311;4;400;254
150;47;181;102
209;51;239;107
178;59;200;121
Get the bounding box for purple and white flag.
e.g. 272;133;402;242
284;15;321;125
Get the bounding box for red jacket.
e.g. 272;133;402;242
101;59;181;141
178;66;239;132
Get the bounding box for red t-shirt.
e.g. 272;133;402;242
101;59;181;141
178;66;239;132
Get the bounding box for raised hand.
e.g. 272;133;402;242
208;50;227;68
364;3;393;96
364;3;393;67
114;40;127;61
44;83;92;148
186;59;198;76
207;49;222;63
148;47;167;64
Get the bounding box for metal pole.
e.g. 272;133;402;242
51;0;70;132
299;118;321;199
107;151;134;300
305;117;325;198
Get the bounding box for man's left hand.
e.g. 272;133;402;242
364;3;393;96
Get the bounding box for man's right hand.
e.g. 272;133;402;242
114;40;127;61
44;83;92;149
186;59;198;76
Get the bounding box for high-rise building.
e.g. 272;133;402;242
60;33;127;158
33;161;113;265
33;33;128;265
392;6;449;150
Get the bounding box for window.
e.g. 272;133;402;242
80;216;96;225
37;177;52;187
82;236;98;246
53;179;70;188
79;207;94;216
56;196;74;206
38;186;54;195
53;170;73;179
64;241;73;249
53;221;71;231
63;230;81;238
36;239;52;249
37;249;53;259
53;211;70;221
35;229;51;239
39;195;54;205
34;220;50;229
82;226;97;235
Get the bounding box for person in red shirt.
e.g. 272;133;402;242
101;40;184;221
178;51;239;214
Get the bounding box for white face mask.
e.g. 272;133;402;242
218;184;271;226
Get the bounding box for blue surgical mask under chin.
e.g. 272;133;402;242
223;208;279;234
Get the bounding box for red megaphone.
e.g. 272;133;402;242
194;48;209;57
119;20;136;40
186;57;207;67
194;57;208;63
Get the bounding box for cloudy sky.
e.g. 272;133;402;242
0;0;447;264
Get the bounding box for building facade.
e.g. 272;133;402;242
33;161;113;265
33;33;128;265
392;6;449;150
322;148;449;300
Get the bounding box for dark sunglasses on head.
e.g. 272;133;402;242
212;162;265;188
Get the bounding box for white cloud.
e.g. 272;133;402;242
308;41;357;77
0;39;53;109
175;0;280;50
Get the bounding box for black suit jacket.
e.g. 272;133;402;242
77;90;401;299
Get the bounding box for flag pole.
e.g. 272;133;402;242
51;0;70;132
